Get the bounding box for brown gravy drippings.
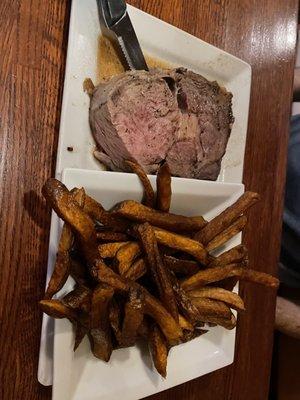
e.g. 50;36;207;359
97;35;172;82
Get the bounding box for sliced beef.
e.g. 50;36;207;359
166;68;234;179
90;70;181;173
89;68;234;180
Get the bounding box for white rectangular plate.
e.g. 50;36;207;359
51;168;244;400
38;0;251;393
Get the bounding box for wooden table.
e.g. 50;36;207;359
0;0;298;399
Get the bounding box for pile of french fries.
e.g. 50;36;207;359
40;161;279;377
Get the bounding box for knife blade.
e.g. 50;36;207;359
97;0;148;71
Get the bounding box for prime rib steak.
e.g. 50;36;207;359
89;68;233;180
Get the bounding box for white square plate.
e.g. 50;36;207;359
51;168;244;400
56;0;251;183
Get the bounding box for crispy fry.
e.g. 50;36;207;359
206;216;247;252
62;285;91;313
137;318;150;339
44;187;87;299
182;264;279;291
124;258;147;280
189;287;245;312
136;223;178;322
74;323;87;351
91;260;182;342
125;160;155;208
44;224;73;299
172;278;202;324
42;179;98;262
191;297;232;320
39;299;78;321
240;268;279;287
199;313;237;330
149;324;168;378
179;315;194;331
70;258;89;286
156;162;171;212
89;284;114;362
179;328;208;344
194;191;260;244
115;242;142;275
154;227;208;264
120;288;144;346
71;187;86;207
112;200;206;232
83;193;128;232
96;230;129;242
208;244;248;268
98;242;129;258
163;255;200;276
109;298;122;343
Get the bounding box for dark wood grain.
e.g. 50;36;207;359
0;0;298;399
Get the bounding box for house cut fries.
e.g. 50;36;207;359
112;200;206;232
205;215;247;252
194;191;260;244
125;160;155;208
98;242;129;258
156;162;172;212
40;166;278;377
154;227;208;264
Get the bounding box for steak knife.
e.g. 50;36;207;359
97;0;148;71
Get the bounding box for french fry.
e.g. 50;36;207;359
62;285;91;313
198;313;237;330
83;193;128;232
154;227;208;264
125;160;155;208
137;319;150;339
149;324;168;378
91;260;182;343
109;298;122;344
194;191;260;244
89;284;114;362
189;287;245;312
163;255;200;276
206;215;247;252
39;299;78;321
70;187;86;207
191;297;232;320
136;223;178;322
120;288;145;346
42;179;98;262
171;277;202;324
112;200;206;232
124;258;147;281
208;244;248;268
98;242;129;258
74;323;87;351
44;224;74;299
156;162;171;212
180;328;208;344
115;242;142;275
182;264;279;291
179;314;194;332
96;230;129;242
44;188;86;299
70;258;89;286
240;268;279;288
